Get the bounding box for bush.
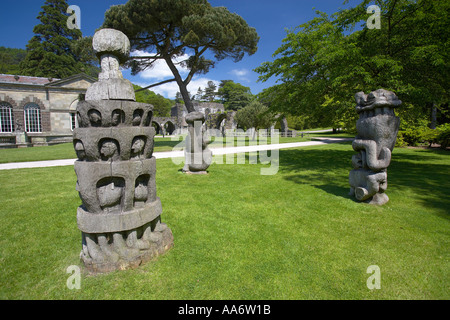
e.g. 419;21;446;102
435;123;450;149
396;123;450;148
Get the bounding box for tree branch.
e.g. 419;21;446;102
134;78;177;92
129;55;161;60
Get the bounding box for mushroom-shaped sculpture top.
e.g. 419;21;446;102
185;111;205;124
92;28;130;64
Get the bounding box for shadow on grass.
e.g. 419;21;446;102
154;139;185;151
278;144;450;216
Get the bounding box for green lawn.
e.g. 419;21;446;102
0;135;315;164
0;143;448;299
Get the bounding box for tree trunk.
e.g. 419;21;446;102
163;55;195;113
430;103;437;129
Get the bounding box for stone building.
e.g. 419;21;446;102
0;73;96;147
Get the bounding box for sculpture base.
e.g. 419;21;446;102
364;193;389;206
183;170;208;175
80;220;174;274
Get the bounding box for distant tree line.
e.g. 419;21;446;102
0;47;27;75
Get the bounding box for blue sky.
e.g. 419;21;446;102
0;0;356;99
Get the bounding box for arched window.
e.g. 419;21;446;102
69;99;79;131
0;102;14;133
24;103;42;133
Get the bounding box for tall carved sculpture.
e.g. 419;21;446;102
182;112;212;174
73;29;173;273
349;89;402;205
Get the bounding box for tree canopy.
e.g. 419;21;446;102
18;0;98;79
102;0;259;112
234;100;274;139
0;47;27;75
218;80;253;111
133;84;174;117
255;0;449;131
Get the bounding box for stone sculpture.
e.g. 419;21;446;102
183;111;212;174
73;29;173;273
349;89;401;205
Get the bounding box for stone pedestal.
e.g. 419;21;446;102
15;131;29;148
349;89;401;205
73;29;173;274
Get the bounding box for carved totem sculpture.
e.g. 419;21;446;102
73;29;173;273
182;112;212;174
349;89;402;205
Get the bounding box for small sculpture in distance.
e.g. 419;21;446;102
349;89;401;205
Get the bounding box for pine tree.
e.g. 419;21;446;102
103;0;258;112
202;81;217;102
19;0;90;78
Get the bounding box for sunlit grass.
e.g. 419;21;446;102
0;143;448;299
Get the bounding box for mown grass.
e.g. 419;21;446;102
0;135;314;164
0;143;448;300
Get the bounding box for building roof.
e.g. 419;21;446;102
0;73;97;87
0;74;60;85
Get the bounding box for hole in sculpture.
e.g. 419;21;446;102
96;177;125;213
144;111;153;126
132;109;143;126
111;109;125;126
134;174;150;208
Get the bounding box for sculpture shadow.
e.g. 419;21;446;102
278;144;450;216
154;139;185;151
279;145;354;202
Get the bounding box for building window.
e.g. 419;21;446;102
24;103;42;133
0;102;15;133
70;112;77;131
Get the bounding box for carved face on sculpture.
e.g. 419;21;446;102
100;139;119;161
74;140;86;160
132;109;143;126
132;137;145;153
88;109;102;127
112;110;124;126
96;177;125;213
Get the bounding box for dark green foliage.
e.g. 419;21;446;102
202;81;217;102
103;0;259;112
19;0;99;78
396;123;450;148
435;124;450;149
256;0;449;132
234;100;275;138
218;80;253;111
0;47;27;74
133;85;173;117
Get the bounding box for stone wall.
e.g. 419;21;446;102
0;74;95;146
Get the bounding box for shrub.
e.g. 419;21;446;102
435;123;450;149
396;124;450;148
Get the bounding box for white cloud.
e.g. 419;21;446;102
134;77;220;100
128;50;221;100
229;68;250;82
130;50;190;81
